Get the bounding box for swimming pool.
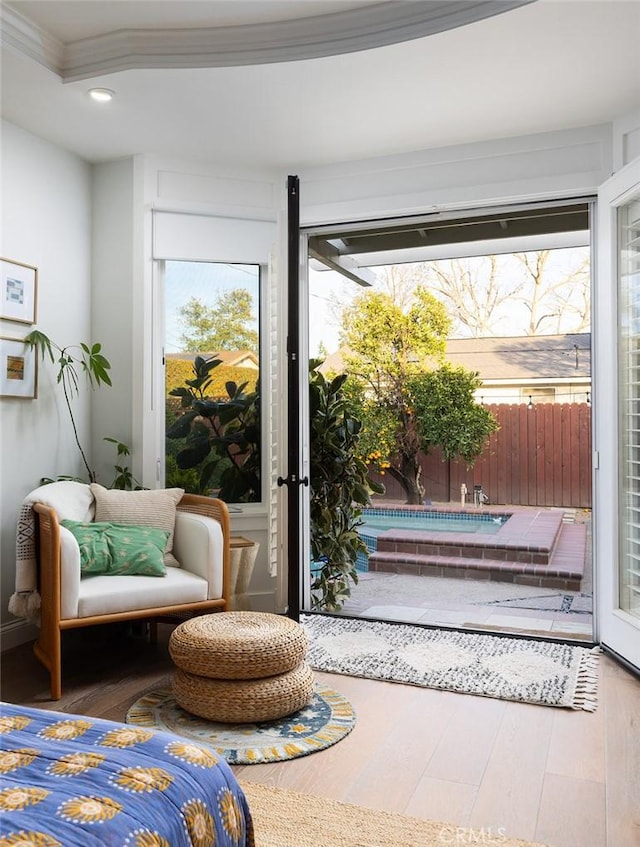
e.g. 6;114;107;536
361;509;507;535
356;507;511;571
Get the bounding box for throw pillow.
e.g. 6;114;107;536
89;484;184;567
61;521;169;576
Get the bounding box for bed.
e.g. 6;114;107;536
0;700;254;846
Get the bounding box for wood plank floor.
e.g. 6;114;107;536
1;622;639;847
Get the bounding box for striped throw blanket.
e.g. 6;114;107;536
8;481;94;621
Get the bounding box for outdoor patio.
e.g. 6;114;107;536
339;505;593;641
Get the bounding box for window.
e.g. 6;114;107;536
521;387;556;404
164;260;262;503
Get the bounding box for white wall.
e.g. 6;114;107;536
129;156;283;611
613;108;640;170
297;124;612;225
90;159;136;486
0;120;92;638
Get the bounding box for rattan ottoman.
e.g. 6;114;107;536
168;612;314;723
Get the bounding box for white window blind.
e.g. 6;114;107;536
153;211;275;263
268;245;282;579
618;197;640;620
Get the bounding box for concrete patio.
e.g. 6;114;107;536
339;505;593;641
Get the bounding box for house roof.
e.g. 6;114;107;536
319;333;591;381
165;350;259;368
444;334;591;381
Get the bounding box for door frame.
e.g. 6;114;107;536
299;197;596;638
594;156;640;670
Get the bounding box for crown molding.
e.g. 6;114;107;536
1;1;535;82
1;4;65;75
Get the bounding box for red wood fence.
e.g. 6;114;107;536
370;403;592;509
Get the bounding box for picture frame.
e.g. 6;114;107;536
0;257;38;324
0;336;37;399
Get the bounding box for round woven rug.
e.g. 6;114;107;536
126;682;355;764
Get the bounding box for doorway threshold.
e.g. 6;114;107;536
339;571;593;641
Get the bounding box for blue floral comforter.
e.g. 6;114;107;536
0;701;254;846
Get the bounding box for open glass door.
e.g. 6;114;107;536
596;157;640;671
303;201;594;640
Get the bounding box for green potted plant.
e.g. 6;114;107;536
309;360;384;611
24;330;139;488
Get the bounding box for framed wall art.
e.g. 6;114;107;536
0;336;37;399
1;258;38;324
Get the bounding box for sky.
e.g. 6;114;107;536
164;260;260;354
162;247;590;359
308;246;591;357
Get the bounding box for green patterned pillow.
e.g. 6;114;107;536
61;520;169;577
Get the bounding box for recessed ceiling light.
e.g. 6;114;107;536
88;88;115;103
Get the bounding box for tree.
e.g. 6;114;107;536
367;248;591;341
408;365;499;463
369;265;420;311
423;256;523;337
309;363;383;610
513;250;590;334
341;288;498;504
178;289;258;353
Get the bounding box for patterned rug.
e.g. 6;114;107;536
126;682;355;764
301;614;599;711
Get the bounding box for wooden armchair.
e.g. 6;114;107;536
33;491;231;699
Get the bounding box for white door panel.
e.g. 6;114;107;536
595;156;640;670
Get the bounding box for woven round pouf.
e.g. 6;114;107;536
172;662;315;723
168;612;314;723
168;612;308;679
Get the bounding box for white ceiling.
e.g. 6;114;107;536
1;0;639;171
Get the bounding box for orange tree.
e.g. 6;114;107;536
341;287;498;505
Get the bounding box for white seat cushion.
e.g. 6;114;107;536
75;567;208;619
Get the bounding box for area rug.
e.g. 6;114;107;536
240;781;549;847
125;682;355;764
301;614;599;711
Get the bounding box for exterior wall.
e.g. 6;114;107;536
475;381;591;404
0;120;92;642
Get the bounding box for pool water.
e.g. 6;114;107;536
356;508;510;572
361;512;505;535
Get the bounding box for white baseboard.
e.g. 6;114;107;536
1;619;37;652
